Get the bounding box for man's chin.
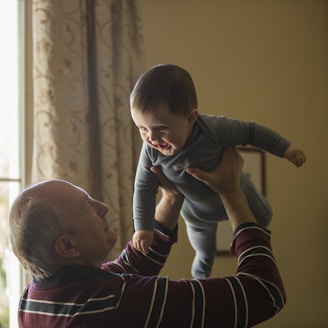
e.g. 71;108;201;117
106;231;118;248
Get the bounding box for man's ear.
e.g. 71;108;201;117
188;109;198;123
54;235;79;258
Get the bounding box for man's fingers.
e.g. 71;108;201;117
150;165;163;178
186;147;245;195
151;166;181;195
151;166;169;187
186;167;209;184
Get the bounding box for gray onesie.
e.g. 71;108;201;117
133;115;290;278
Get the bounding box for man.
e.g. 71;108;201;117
9;147;286;327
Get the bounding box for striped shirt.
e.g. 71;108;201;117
18;222;286;327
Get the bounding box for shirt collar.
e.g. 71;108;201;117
33;264;119;287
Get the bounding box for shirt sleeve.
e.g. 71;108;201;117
153;223;286;328
207;115;291;157
101;223;285;327
133;142;160;231
228;117;291;156
101;221;177;276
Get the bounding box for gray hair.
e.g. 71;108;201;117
9;194;66;279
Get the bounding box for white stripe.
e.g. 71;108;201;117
235;277;249;328
20;304;118;317
225;278;238;328
237;272;285;311
239;253;275;266
234;226;270;240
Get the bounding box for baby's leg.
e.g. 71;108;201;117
185;220;218;279
241;172;273;227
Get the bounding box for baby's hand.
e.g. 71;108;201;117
284;145;306;167
133;230;154;253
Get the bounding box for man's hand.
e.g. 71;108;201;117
186;146;244;196
150;166;182;197
187;147;256;230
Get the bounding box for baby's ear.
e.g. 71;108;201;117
188;109;198;123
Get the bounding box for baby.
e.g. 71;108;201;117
130;64;306;278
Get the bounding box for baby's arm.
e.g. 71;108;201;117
133;230;154;253
284;145;306;167
133;165;184;254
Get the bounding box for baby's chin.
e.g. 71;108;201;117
159;150;172;156
158;147;180;156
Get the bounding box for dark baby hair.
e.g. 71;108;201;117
130;64;198;116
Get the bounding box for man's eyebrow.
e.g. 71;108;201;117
83;192;91;201
77;191;89;207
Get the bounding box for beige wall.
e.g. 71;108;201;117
140;0;328;327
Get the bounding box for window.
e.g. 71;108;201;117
0;0;24;327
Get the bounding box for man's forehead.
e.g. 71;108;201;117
24;179;84;200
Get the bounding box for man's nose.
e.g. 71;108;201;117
95;200;108;217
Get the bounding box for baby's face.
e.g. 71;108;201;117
131;104;198;156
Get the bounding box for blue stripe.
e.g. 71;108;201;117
226;277;247;328
147;277;167;327
147;248;167;264
190;280;204;328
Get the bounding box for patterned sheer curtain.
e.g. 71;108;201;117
31;0;144;257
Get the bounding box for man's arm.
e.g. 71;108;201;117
183;147;286;326
150;166;184;231
101;147;285;327
110;147;285;327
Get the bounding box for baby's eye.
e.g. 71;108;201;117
157;126;167;132
139;126;147;132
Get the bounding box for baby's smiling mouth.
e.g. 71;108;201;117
150;140;171;151
157;142;170;150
